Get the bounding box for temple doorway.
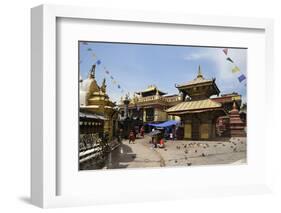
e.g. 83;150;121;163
184;123;192;139
200;123;210;139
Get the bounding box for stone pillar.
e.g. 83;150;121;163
229;102;246;137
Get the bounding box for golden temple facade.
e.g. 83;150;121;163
118;85;181;123
80;64;118;139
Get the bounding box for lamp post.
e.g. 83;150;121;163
123;94;130;119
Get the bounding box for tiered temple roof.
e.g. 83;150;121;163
167;66;225;115
136;85;167;97
176;65;220;100
166;99;223;115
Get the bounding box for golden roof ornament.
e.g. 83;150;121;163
197;65;203;79
88;64;96;79
232;101;237;110
101;78;106;93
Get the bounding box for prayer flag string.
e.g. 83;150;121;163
80;43;127;94
222;48;247;84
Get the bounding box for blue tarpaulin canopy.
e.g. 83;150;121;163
148;120;180;128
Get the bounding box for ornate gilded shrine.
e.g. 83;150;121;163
80;64;118;140
166;66;227;140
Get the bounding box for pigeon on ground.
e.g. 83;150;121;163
187;163;192;166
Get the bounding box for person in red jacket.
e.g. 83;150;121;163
158;138;165;148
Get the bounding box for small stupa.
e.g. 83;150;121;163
229;101;246;137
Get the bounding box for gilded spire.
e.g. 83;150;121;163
197;65;203;78
232;101;237;110
88;64;96;79
101;78;106;93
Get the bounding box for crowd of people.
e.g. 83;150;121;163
117;125;180;149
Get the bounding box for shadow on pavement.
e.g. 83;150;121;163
105;143;136;169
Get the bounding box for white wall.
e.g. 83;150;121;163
0;0;280;212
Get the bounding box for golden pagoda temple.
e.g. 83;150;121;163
166;66;227;140
80;64;118;139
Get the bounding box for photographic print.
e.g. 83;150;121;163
79;42;247;170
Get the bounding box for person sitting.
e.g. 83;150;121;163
158;138;165;148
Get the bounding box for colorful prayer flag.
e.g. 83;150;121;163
96;60;101;65
232;66;240;73
223;48;228;55
112;80;117;84
110;76;114;80
118;85;121;89
105;70;110;74
238;74;246;82
226;57;234;63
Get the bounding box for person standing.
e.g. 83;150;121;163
140;126;145;138
129;130;135;144
118;128;123;143
169;132;173;141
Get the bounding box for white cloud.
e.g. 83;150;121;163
213;48;247;81
183;48;247;80
183;52;212;61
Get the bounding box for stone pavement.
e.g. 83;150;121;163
103;136;247;169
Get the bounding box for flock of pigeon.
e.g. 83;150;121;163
160;138;246;166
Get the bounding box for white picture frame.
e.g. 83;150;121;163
31;4;274;208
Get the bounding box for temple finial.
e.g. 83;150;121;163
88;64;96;79
232;101;237;110
101;78;106;93
197;65;203;78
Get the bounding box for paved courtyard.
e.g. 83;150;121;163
104;135;247;169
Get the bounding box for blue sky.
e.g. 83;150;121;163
79;42;247;103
